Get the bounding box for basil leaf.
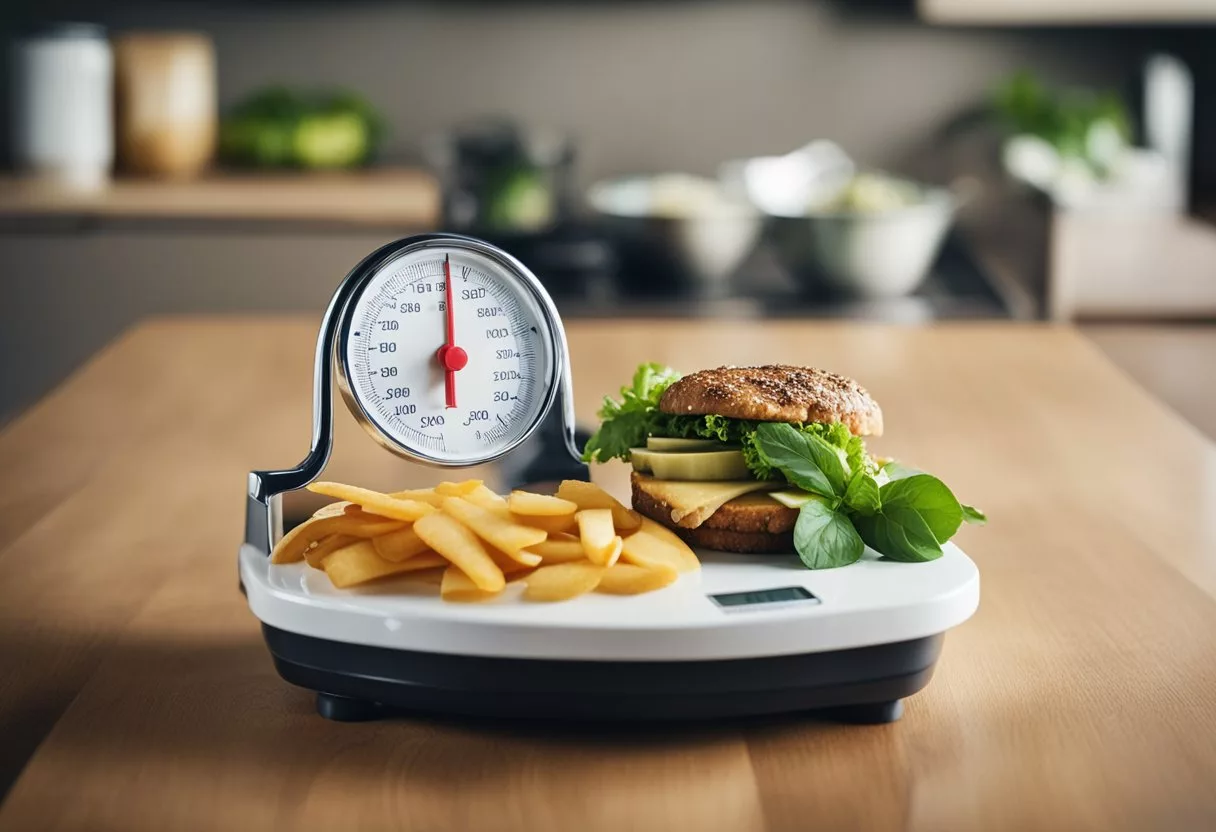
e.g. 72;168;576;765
794;501;865;569
855;507;943;563
881;461;922;481
753;423;843;498
962;504;988;525
843;471;881;515
808;433;851;489
879;474;963;544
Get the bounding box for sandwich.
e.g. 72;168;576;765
583;363;983;570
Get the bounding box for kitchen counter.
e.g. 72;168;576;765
545;236;1020;322
0;169;440;228
2;319;1216;830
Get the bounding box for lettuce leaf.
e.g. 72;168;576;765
580;363;683;463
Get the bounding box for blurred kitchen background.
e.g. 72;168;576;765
1;1;1214;434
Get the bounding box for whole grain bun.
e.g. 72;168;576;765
658;364;883;436
631;473;797;555
670;525;794;555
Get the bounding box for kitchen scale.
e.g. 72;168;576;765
240;233;980;724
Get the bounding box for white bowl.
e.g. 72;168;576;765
588;175;762;294
769;187;957;298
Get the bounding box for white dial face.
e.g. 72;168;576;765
342;244;555;465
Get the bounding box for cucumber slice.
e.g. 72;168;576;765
645;449;750;481
629;448;656;473
646;436;724;452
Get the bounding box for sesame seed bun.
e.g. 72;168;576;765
658;364;883;436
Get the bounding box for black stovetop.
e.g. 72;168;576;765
490;230;1015;323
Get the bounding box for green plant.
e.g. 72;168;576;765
219;87;386;169
993;71;1131;176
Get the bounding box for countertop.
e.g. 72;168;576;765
0;169;440;228
2;318;1216;830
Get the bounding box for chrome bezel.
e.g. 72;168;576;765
335;235;563;468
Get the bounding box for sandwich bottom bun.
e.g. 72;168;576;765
630;472;798;555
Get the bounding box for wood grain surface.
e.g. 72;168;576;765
2;318;1216;831
0;169;439;228
1085;324;1216;440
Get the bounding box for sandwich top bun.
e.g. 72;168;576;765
658;364;883;436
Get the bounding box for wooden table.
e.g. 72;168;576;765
2;318;1215;831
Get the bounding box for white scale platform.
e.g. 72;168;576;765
242;543;979;663
240;234;982;723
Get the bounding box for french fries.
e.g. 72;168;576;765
414;512;506;592
510;512;577;535
463;484;512;517
305;533;358;568
597;562;679;595
525;537;587;563
272;479;698;601
524;562;606;602
487;546;539;576
372;526;431;563
576;509;621;567
441;565;501;603
434;480;484;497
621;528;700;574
271;513;406;564
306;482;437;522
322;540;446;589
556;480;642;531
508;491;578;516
636;518;701;572
387;488;445;507
441;496;545;561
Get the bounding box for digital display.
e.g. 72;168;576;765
710;586;819;610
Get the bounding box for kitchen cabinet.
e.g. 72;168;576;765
920;0;1216;24
0;226;403;423
0;169;440;423
1048;212;1216;320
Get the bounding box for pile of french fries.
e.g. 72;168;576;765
270;479;700;602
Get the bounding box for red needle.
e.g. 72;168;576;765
436;254;467;409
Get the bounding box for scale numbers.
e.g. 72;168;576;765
340;242;556;465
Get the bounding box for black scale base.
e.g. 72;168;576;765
263;625;942;725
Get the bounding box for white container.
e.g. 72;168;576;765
770;188;958;298
587;175;762;295
11;24;114;191
114;32;216;179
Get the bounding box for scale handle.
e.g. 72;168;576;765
243;238;398;554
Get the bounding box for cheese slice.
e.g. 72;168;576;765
640;476;780;529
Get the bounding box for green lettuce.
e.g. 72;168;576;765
580;363;682;463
